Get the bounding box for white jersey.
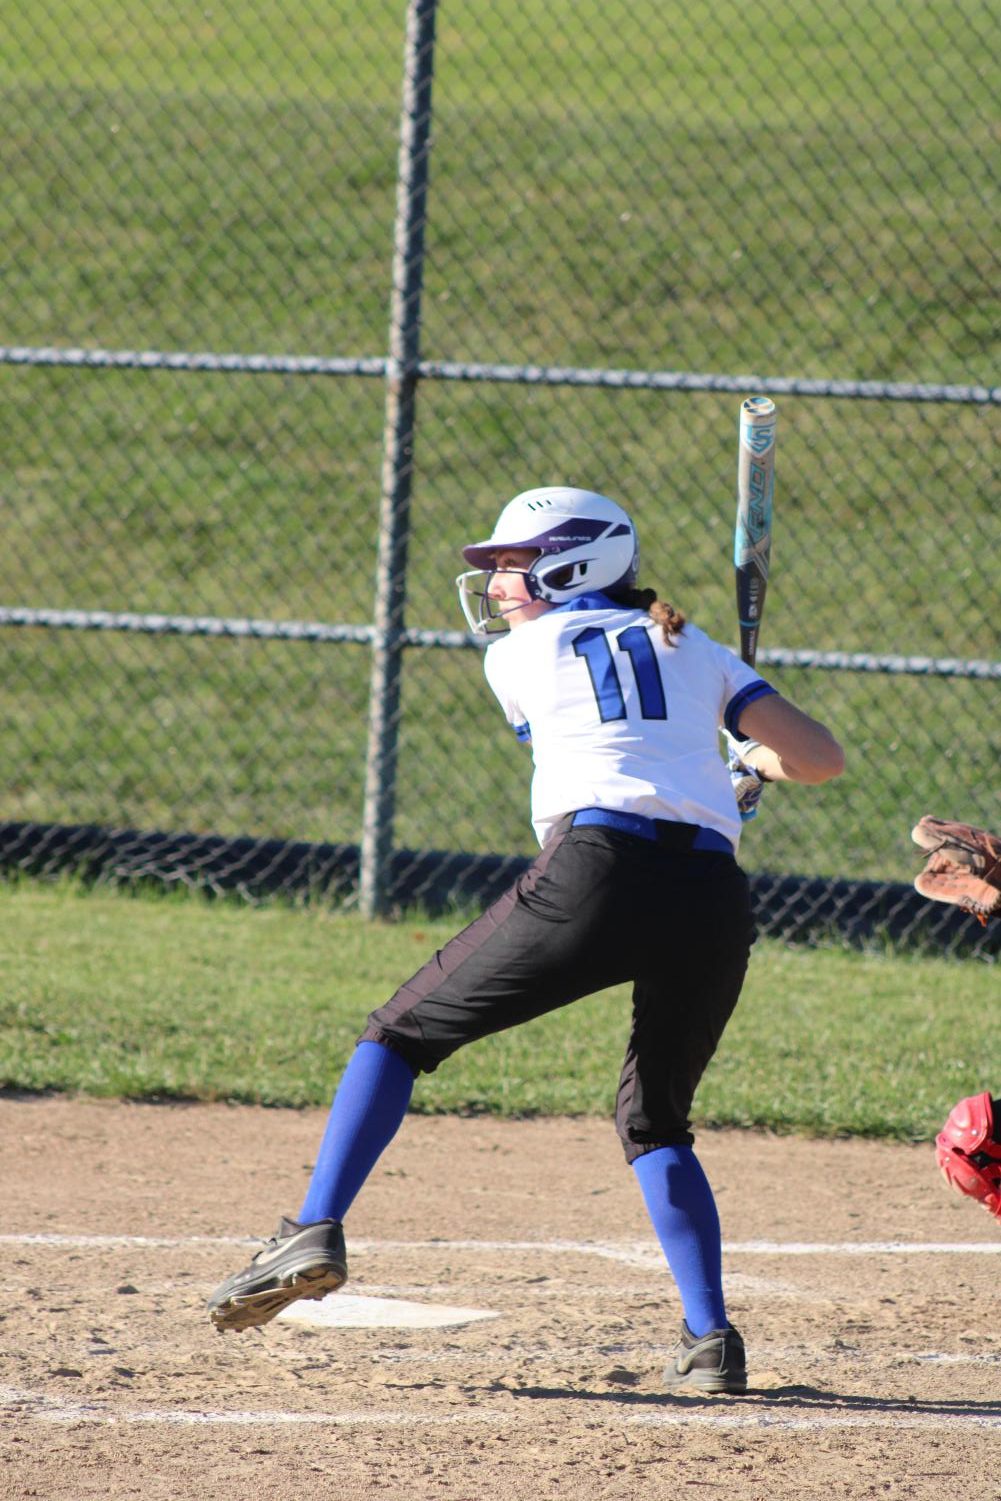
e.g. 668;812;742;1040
483;592;775;851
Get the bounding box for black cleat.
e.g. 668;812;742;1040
207;1216;348;1333
662;1320;747;1395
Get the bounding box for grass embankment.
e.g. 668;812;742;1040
2;881;994;1138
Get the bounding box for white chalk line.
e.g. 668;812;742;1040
627;1410;1001;1432
2;1233;998;1257
2;1384;998;1433
352;1273;805;1299
0;1386;498;1428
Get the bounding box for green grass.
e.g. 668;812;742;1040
0;0;997;890
3;1;995;377
1;880;995;1138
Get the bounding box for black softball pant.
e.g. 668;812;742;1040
360;822;755;1162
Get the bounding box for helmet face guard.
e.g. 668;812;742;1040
457;487;639;635
456;567;535;635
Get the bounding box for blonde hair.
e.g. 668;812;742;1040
609;586;686;645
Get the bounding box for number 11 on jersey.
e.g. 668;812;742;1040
572;626;667;722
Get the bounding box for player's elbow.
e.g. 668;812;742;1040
739;695;845;785
796;735;845;784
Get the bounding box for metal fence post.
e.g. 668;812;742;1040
359;0;439;919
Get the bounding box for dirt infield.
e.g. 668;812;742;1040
1;1095;999;1500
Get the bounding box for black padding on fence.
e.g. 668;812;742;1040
0;820;995;957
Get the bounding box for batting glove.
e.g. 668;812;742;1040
723;731;767;823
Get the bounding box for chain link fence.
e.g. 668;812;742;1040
1;0;998;952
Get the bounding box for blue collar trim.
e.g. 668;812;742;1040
551;591;618;614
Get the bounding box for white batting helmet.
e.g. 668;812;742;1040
457;486;639;632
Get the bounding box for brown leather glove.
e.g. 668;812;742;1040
911;816;1001;925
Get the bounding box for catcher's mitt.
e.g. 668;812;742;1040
911;816;1001;926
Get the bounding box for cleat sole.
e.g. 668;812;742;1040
210;1263;347;1334
663;1370;747;1395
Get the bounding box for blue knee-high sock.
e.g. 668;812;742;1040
298;1040;415;1225
631;1145;727;1337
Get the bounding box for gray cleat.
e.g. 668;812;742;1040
662;1320;747;1394
208;1216;348;1333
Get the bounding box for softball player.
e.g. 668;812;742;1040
208;486;845;1394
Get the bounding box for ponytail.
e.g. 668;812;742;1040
608;585;686;646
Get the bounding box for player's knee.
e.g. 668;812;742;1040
357;1023;429;1077
935;1091;1001;1219
619;1128;695;1163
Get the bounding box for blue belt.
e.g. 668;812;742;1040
570;807;733;856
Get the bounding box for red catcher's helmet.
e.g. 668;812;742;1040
935;1091;1001;1220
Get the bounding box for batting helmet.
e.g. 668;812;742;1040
457;487;640;633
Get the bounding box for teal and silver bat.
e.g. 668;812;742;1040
734;395;776;669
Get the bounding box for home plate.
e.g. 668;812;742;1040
278;1294;498;1329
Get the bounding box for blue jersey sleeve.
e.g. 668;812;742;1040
723;678;777;741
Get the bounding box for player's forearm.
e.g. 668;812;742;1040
737;695;845;785
740;739;842;785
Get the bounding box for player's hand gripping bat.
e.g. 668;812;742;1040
728;396;777;820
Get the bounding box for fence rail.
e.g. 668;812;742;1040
2;607;998;681
4;345;998;406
